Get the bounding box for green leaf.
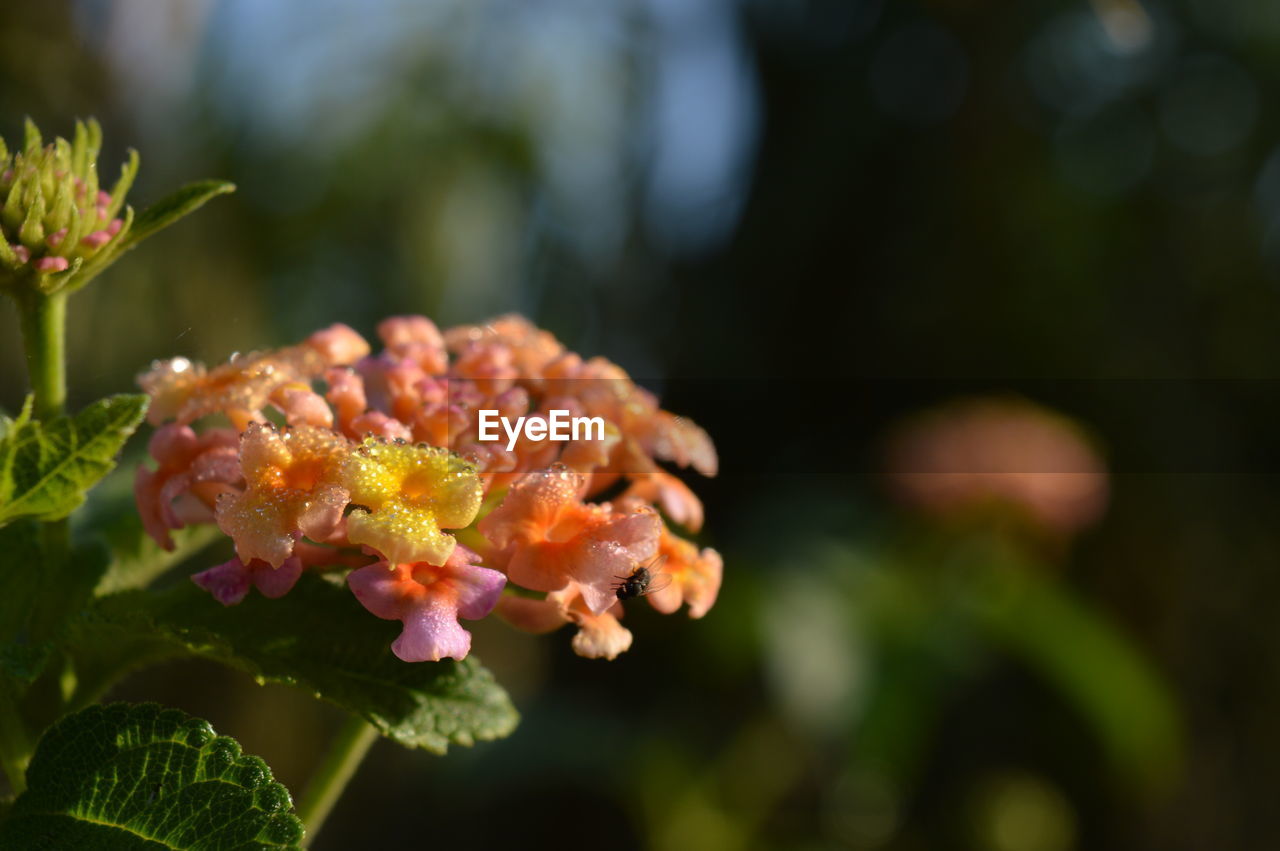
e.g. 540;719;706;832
122;180;235;251
0;394;148;527
0;521;55;702
0;225;19;269
0;702;303;850
968;559;1183;792
0;641;51;687
96;513;223;596
0;520;111;692
106;148;140;220
22;118;41;156
0;520;45;638
37;255;83;295
79;575;519;753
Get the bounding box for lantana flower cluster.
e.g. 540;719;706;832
135;315;722;661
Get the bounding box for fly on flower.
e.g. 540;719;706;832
613;554;671;601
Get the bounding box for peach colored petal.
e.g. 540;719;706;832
477;465;586;550
571;613;633;659
444;313;565;377
351;355;434;424
479;466;660;613
137;346;326;429
137;358;207;425
494;594;570;634
306;323;371;365
550;587;633;659
645;528;723;618
645;572;683;615
683;548;723;618
408;400;468;449
325;367;367;437
451;342;517;395
507;507;659;613
378;315;448;373
642;412;718;477
349;412;413;441
622;470;705;532
271;382;334;428
215;424;351;567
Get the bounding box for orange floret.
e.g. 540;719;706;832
478;465;660;614
645;529;723;619
494;584;634;660
215;423;352;567
621;470;705;532
137;323;369;429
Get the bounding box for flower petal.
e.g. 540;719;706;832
564;592;633;660
253;556;304;599
341;438;482;564
272;383;334;429
644;528;723;618
684;548;723;618
306;323;371;365
393;598;472;662
192;557;253;605
216;424;351;567
348;548;505;662
347;562;417;620
477;465;585;550
378;315;447;373
495;594;570;634
453;573;507;620
623;471;705;532
216;489;304;567
345;504;455;567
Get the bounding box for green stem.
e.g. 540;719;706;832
296;715;379;846
0;691;31;796
16;289;68;420
1;288;70;796
14;289;72;641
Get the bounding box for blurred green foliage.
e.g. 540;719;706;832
3;0;1280;848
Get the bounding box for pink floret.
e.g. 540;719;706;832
348;545;507;662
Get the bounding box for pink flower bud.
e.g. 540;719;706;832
81;229;114;249
33;256;69;273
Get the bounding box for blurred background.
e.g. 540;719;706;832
3;0;1280;848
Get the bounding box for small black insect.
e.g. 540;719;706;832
613;555;671;601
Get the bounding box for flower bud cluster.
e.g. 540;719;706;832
0;119;136;293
